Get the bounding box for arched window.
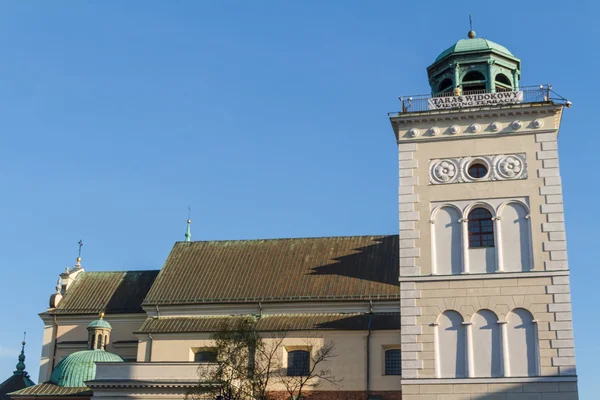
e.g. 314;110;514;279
436;311;466;378
500;203;531;272
507;309;537;377
463;71;486;82
433;206;462;275
472;310;502;377
462;71;487;92
384;349;401;375
438;78;453;94
287;350;310;376
468;208;494;248
468;207;496;273
97;334;103;350
495;73;512;91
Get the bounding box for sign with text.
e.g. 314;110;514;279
427;91;523;110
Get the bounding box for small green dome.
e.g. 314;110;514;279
88;318;112;330
435;38;513;61
50;350;122;387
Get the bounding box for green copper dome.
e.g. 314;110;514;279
87;317;112;330
435;37;513;61
50;350;122;387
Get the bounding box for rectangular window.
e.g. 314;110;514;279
287;350;310;376
384;349;401;376
194;349;217;363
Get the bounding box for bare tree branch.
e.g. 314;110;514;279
273;337;341;399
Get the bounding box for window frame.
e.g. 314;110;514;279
468;207;495;248
287;349;310;377
467;162;489;179
193;349;218;363
384;348;402;376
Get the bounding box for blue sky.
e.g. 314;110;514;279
0;0;597;396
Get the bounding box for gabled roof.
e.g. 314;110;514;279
45;270;159;315
137;313;400;333
143;235;399;305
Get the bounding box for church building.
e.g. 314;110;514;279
7;31;578;400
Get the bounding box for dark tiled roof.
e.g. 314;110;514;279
143;235;399;305
1;375;34;400
47;270;159;315
9;383;90;397
137;313;400;333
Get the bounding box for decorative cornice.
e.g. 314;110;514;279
398;270;569;282
86;379;208;389
401;376;577;385
390;103;562;125
396;129;557;144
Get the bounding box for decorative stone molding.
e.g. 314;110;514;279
511;120;523;130
533;119;544;128
449;125;460;135
490;122;502;132
429;127;440;136
497;155;525;179
431;159;459;184
470;123;481;133
409;128;420;137
429;153;527;184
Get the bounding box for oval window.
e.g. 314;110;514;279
468;163;488;179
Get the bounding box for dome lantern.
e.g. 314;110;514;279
427;34;521;97
87;312;112;350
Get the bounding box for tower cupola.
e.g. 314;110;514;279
427;31;521;96
87;312;112;350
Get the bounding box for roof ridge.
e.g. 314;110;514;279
80;269;160;274
175;234;397;244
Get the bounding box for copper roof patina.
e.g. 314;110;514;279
137;313;400;333
143;235;399;305
46;270;159;315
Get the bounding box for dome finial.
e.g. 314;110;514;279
468;14;476;39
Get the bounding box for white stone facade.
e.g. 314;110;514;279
393;104;578;398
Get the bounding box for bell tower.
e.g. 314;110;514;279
391;31;578;398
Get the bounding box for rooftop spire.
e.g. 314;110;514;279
468;14;476;39
14;333;27;375
185;205;192;242
75;240;83;268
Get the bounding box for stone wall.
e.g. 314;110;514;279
403;382;578;399
268;391;402;400
402;275;575;379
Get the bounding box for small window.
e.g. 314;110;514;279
468;163;488;179
384;349;401;375
468;208;494;248
287;350;310;376
194;350;217;363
